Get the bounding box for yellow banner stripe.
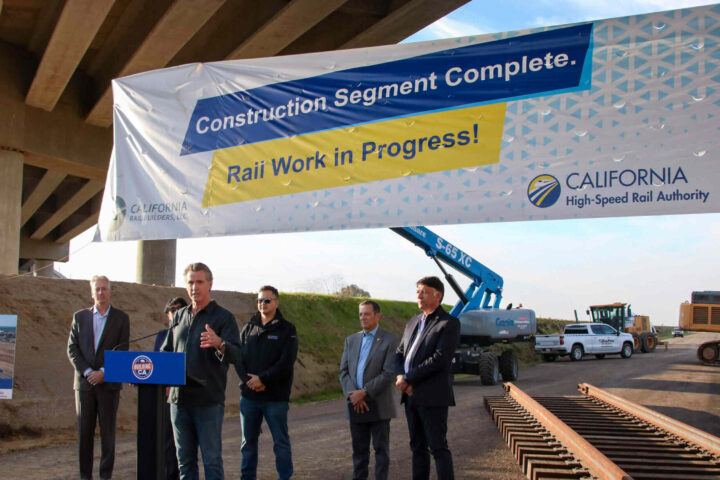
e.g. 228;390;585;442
203;103;506;207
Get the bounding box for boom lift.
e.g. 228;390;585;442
679;291;720;365
391;226;536;385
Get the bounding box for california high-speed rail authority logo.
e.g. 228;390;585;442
132;355;153;380
528;174;561;208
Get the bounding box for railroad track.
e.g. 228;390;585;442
485;383;720;479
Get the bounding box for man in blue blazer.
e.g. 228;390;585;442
395;276;460;480
340;300;399;480
67;275;130;480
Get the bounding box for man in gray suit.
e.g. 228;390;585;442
67;275;130;480
339;300;399;480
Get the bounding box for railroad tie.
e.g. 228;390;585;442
485;384;720;480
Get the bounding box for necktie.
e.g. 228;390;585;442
356;332;373;389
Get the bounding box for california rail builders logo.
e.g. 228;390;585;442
131;355;153;380
528;174;561;208
108;196;127;233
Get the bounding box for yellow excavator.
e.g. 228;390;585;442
678;291;720;365
588;303;658;353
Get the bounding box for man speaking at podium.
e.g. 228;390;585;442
67;275;130;480
162;262;240;480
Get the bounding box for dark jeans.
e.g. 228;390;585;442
75;388;120;480
404;403;454;480
170;403;225;480
350;419;390;480
240;397;293;480
163;403;180;479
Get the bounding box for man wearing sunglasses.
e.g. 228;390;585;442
234;285;298;480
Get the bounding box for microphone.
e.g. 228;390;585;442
112;329;167;350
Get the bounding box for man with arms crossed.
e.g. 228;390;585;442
395;276;460;480
235;285;298;480
162;263;240;480
67;275;130;480
339;300;399;480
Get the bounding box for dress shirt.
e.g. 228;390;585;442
404;314;426;373
83;305;111;377
356;326;378;389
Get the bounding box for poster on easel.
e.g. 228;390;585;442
0;315;17;399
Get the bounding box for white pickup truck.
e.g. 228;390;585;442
534;322;634;362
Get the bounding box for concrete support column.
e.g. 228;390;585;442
0;150;23;275
33;259;55;277
136;239;177;286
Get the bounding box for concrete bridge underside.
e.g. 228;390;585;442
0;0;467;283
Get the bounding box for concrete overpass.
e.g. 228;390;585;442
0;0;468;283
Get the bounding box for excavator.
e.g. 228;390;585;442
678;291;720;365
391;226;536;385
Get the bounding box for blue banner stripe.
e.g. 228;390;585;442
181;23;593;156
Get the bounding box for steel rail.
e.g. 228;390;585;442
504;382;632;480
578;383;720;457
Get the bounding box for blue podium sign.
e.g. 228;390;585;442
105;351;185;385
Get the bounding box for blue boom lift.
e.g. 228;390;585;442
391;226;536;384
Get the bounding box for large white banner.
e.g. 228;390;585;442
98;5;720;241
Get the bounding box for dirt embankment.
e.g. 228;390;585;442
0;275;333;447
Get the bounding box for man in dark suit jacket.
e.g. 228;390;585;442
67;275;130;480
339;300;399;480
395;276;460;480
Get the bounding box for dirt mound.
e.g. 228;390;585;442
0;275;328;448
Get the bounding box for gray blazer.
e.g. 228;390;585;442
339;327;399;420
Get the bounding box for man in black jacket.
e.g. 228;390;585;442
235;285;298;480
162;263;240;480
395;276;460;480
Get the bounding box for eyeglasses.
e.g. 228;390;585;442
257;298;274;304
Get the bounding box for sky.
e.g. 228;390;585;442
53;0;719;326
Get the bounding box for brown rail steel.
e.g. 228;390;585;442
504;382;632;480
484;395;593;479
578;383;720;457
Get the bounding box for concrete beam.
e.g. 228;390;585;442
19;236;70;261
340;0;469;49
56;211;99;245
0;42;113;176
23;152;106;181
26;0;115;111
21;169;66;226
30;179;103;240
137;239;177;286
0;150;23;274
226;0;348;60
86;0;226;127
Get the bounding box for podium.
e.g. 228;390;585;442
106;351;185;480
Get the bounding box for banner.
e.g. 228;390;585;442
98;5;720;241
0;315;17;399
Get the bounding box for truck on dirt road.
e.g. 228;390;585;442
534;322;634;362
588;302;658;353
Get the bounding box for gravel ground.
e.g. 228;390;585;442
1;333;717;479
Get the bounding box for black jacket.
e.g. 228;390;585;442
162;301;240;406
235;309;298;402
395;305;460;407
